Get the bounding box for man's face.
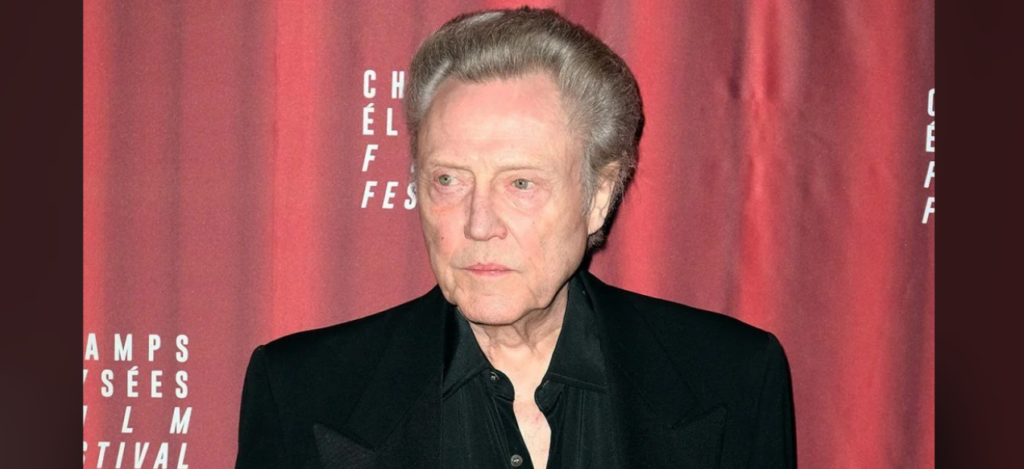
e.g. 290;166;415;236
416;72;612;325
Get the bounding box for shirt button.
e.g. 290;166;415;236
510;454;524;467
490;371;500;383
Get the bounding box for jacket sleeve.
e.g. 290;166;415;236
747;333;797;468
236;345;289;468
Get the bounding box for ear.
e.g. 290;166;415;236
586;162;620;236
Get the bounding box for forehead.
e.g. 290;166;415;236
417;72;580;168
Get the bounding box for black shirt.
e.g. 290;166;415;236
440;275;613;469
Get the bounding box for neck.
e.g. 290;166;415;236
465;282;569;394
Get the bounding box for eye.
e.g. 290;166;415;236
437;174;454;186
512;178;532;190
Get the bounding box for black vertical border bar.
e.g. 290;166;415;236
6;1;87;467
936;0;1024;467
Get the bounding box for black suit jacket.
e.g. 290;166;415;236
236;271;796;468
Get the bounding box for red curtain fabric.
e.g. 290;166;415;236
83;0;934;467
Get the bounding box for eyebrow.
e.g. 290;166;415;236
419;158;470;171
422;162;549;175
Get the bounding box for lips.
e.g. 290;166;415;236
464;263;513;275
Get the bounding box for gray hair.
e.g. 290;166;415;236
405;7;644;249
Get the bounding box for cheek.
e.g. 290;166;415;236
534;201;588;265
507;209;562;264
420;203;463;256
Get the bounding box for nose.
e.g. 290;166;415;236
465;185;507;241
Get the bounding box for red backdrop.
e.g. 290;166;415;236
83;0;934;467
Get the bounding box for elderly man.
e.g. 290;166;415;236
237;7;795;469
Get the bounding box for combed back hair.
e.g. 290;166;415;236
405;6;644;249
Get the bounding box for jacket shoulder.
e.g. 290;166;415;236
251;288;441;410
607;284;785;398
264;287;437;356
624;287;773;355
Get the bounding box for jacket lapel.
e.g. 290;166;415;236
581;271;703;427
316;287;448;469
313;423;378;469
582;271;728;467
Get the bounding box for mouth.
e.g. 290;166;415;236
463;263;514;276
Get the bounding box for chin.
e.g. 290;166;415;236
454;295;528;326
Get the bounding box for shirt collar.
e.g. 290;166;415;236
441;271;609;398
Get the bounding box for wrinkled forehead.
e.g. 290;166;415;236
415;73;582;168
